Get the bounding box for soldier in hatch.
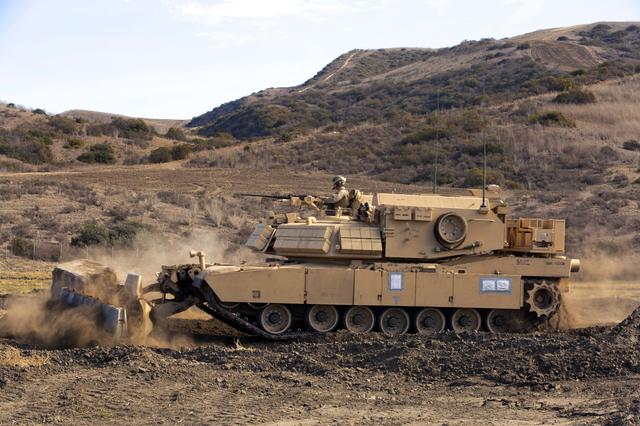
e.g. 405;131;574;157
320;175;349;210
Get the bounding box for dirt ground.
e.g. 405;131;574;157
1;283;640;425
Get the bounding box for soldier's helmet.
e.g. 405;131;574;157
332;175;347;187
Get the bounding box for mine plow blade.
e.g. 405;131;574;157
51;260;154;340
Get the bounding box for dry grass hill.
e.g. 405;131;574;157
1;22;640;278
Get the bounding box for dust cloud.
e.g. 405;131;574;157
0;229;256;349
90;229;259;284
555;249;640;329
0;294;113;348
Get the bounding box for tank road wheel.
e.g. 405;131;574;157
379;308;411;336
486;309;516;333
486;309;536;334
451;308;481;333
218;301;241;310
213;294;240;310
259;304;292;335
525;280;561;319
248;302;269;310
306;305;339;333
344;306;375;333
415;308;446;335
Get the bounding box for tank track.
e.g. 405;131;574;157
197;286;311;341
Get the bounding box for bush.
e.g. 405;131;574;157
553;89;596;104
165;127;187;141
170;144;192;160
108;221;140;246
77;143;116;164
516;42;530;50
70;222;110;246
521;76;576;94
147;144;192;162
32;108;47;115
48;116;77;134
64;138;85;149
148;147;173;163
87;117;155;140
611;174;629;188
10;236;33;257
0;128;53;164
157;191;192;208
622;140;640;151
462;168;505;187
528;111;576;127
276;132;294;143
71;221;141;247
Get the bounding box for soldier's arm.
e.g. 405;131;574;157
322;189;348;204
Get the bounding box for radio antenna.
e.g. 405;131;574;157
480;79;487;208
432;89;440;194
481;141;487;208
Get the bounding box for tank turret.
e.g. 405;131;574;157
245;187;564;262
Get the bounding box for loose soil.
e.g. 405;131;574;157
1;290;640;425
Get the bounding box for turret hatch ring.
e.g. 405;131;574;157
434;212;468;248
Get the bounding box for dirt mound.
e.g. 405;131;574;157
611;304;640;339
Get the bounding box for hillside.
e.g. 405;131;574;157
1;22;640;273
0;104;194;171
189;22;640;138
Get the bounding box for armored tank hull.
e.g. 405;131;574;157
143;188;579;337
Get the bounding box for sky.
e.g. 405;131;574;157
0;0;639;119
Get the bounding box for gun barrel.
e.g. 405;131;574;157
234;192;291;199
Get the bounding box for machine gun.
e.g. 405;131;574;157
234;192;322;210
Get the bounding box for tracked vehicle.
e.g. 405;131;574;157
51;185;580;338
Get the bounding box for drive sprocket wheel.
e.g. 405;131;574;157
525;279;560;319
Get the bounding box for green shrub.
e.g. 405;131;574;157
87;117;155;140
64;138;85;149
462;168;505;187
170;144;192;160
10;236;33;257
0;128;53;164
108;221;140;246
553;89;596;104
48;116;77;134
165;127;187;141
516;42;530;50
611;174;629;187
71;222;111;246
71;221;141;247
528;111;576;127
111;117;154;139
32;108;47;115
622;140;640;151
276;132;294;143
521;76;577;94
77;143;116;164
148;147;172;163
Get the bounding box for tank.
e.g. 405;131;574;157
141;185;580;337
